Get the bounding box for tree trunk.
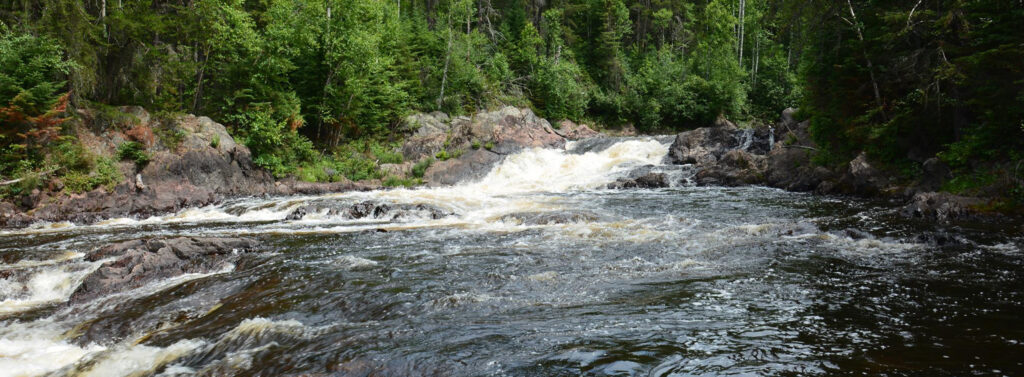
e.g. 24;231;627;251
437;13;454;109
844;0;887;120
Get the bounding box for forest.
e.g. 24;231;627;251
1;0;1022;204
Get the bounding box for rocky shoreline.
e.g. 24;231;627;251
661;108;1002;223
0;106;1007;228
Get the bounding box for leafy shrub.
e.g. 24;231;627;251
411;159;432;178
383;176;420;188
117;141;150;167
155;125;186;150
229;107;316;178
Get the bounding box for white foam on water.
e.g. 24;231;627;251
0;262;100;315
333;255;379;270
79;339;206;377
0;320;106;377
0;251;83;269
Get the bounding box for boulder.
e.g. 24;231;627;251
70;237;260;303
423;149;504;186
899;192;986;222
695;150;767;186
666;122;738;165
554;120;601;140
607;172;669;189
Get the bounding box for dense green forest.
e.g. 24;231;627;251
1;0;1022;201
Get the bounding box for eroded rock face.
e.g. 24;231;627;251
71;237;260;304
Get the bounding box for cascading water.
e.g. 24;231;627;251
0;137;1022;376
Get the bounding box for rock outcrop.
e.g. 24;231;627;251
71;237;260;303
663;107;994;222
554;120;601;140
1;108;376;227
401;106;566;186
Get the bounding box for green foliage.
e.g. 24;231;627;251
155;125;186;150
228;106;315;178
411;159;432;178
210;134;220;148
116;141;150;167
62;156;120;193
383;176;421;188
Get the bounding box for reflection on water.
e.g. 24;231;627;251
0;138;1022;376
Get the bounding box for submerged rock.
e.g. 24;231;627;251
70;237;259;304
500;210;601;225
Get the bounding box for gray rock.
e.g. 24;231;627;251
900;192;985;222
695;150;767;186
285;201;452;221
71;237;260;304
554;120;601;140
607;172;669;189
424;149;504;186
500;210;601;225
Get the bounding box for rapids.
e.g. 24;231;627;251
0;137;1022;376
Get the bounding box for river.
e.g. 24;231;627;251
1;137;1022;376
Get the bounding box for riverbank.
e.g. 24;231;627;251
1;105;1016;228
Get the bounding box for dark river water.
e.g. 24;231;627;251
0;138;1021;376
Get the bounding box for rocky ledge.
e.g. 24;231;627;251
70;237;259;304
0;107;377;227
665;108;1004;222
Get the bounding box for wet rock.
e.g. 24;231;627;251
843;228;873;240
423;149;504;187
899;192;986;222
285;201;452;221
71;237;260;304
607;172;668;189
667;120;738;165
915;232;970;246
500;210;601;225
695;150;767;186
554;120;601;140
402;107;566;186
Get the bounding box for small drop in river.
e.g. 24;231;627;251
1;138;1022;376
